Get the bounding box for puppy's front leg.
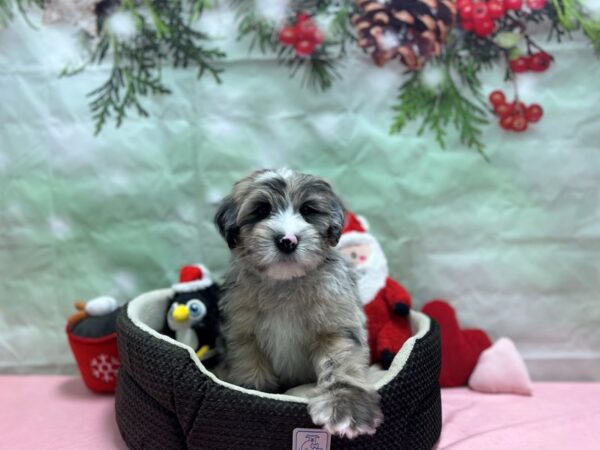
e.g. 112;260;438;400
308;333;383;438
221;333;279;392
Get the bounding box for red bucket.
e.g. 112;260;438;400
66;325;120;393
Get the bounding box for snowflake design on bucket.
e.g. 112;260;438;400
90;353;120;383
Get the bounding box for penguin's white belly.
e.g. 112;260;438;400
176;328;198;350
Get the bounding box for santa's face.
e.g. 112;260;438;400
339;244;372;268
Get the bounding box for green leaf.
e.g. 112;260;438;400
390;46;490;159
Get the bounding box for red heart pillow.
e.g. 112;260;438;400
422;300;492;387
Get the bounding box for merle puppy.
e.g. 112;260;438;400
214;169;382;438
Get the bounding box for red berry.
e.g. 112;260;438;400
296;20;318;41
457;0;472;9
510;56;529;73
526;104;544;122
487;0;505;19
474;18;495;37
295;39;316;57
504;0;523;10
489;90;506;106
511;114;528;132
500;115;515;130
529;52;552;72
513;101;527;115
526;0;547;9
461;19;475;31
495;102;515;118
459;3;474;19
296;12;311;24
279;26;298;46
472;3;490;21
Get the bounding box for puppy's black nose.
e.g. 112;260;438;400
276;235;298;254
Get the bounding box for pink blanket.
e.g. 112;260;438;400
1;377;599;449
438;383;600;449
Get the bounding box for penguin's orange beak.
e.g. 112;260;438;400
172;305;189;322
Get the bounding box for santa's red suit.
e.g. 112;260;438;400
337;212;412;368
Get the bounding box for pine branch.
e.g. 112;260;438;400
0;1;14;26
550;0;600;53
390;57;489;159
156;0;225;81
85;0;224;134
232;0;354;91
0;0;43;27
294;53;339;90
87;34;171;134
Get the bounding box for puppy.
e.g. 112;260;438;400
214;169;383;438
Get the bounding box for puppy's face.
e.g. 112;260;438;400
215;169;345;280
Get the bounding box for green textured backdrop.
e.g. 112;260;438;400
1;7;599;380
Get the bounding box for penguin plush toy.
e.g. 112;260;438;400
165;264;221;368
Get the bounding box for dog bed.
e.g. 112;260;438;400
115;288;442;450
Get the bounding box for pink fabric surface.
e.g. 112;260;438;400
0;376;126;450
1;377;599;449
438;383;600;450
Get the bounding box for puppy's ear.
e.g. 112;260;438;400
214;194;240;249
327;194;346;247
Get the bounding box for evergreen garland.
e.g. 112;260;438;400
1;0;599;148
389;0;600;155
390;41;490;158
82;0;224;134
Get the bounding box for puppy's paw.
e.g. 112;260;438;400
308;383;383;439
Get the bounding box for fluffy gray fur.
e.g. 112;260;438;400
213;169;383;438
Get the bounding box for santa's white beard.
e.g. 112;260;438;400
354;241;389;305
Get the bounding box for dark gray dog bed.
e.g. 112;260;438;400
115;288;442;450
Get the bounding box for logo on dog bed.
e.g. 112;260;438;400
293;428;330;450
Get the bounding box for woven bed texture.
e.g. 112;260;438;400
115;293;442;450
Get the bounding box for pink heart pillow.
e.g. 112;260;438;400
469;337;533;396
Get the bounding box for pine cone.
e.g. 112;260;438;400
353;0;456;70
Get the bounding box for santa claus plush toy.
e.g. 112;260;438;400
337;212;413;369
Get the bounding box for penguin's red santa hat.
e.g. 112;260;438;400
172;264;214;293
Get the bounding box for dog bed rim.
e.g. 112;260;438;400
127;287;432;404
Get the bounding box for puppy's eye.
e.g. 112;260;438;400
299;204;319;217
253;203;271;220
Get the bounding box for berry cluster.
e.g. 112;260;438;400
489;90;543;132
458;0;504;37
278;13;324;57
458;0;548;37
510;52;553;73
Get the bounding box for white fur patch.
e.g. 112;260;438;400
254;170;278;183
269;206;307;238
266;261;307;280
277;168;294;179
254;168;294;183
